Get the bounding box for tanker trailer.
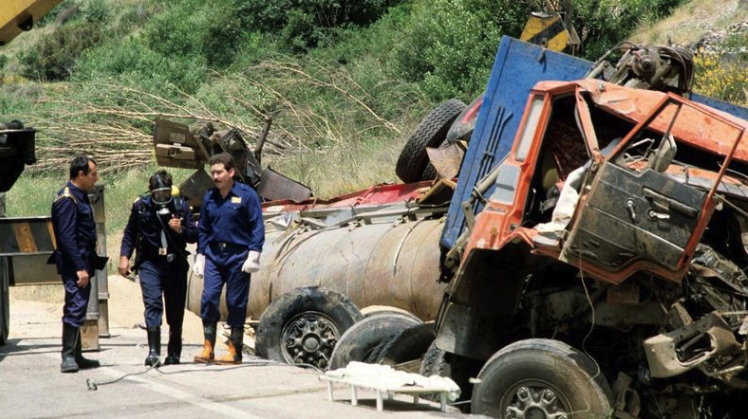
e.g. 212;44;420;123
183;180;451;368
150;119;452;367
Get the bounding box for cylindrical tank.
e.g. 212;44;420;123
186;214;446;321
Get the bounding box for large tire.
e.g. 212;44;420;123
255;286;363;370
418;342;478;407
0;258;10;345
396;99;466;183
360;305;420;321
471;339;613;419
375;322;435;366
328;312;421;370
419;341;450;377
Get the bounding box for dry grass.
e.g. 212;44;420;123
629;0;748;45
270;136;405;198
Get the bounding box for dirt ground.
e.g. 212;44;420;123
10;274;208;346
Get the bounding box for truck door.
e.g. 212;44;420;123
560;98;741;279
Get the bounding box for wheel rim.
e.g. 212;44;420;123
280;311;340;369
501;380;571;419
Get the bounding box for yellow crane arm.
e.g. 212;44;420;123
0;0;64;45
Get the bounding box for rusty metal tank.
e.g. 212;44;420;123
186;198;448;322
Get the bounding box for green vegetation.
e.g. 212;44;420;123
1;0;746;250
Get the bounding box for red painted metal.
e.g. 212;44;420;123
461;80;746;286
262;181;434;213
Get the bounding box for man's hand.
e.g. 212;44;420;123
241;251;261;274
168;215;182;234
118;256;131;277
194;253;205;277
76;270;90;288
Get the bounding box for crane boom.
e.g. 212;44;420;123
0;0;64;45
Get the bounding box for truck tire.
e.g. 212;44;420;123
328;312;421;370
360;305;420;321
396;99;466;183
418;341;478;407
471;339;613;419
375;322;435;366
255;286;363;370
0;258;9;345
419;341;449;377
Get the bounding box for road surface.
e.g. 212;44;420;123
0;277;469;419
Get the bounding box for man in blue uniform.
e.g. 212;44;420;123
193;153;264;364
119;170;198;366
50;156;102;373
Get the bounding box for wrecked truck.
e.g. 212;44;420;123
436;78;747;419
426;57;746;419
315;38;748;418
157;35;748;416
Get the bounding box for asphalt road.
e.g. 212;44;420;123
0;298;470;419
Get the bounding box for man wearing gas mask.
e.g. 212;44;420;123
119;170;198;366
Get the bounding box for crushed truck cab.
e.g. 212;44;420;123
434;40;747;418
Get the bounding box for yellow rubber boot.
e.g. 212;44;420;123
193;324;216;364
215;327;243;365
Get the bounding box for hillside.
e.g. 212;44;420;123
0;0;745;204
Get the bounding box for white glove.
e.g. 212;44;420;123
242;250;261;274
193;254;205;277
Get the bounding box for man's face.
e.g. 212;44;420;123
210;163;234;190
77;161;99;192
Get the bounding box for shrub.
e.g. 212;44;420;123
392;0;526;102
574;0;687;59
693;52;747;105
79;0;111;23
19;22;104;81
142;0;248;69
241;0;404;52
76;39;207;95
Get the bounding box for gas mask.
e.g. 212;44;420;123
150;178;173;218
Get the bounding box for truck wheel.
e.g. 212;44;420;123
360;305;420;321
255;286;363;370
471;339;613;418
418;342;478;408
375;322;435;366
419;341;449;377
328;312;421;370
0;259;9;345
396;99;466;183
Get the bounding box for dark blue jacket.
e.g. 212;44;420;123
120;195;198;265
50;182;98;274
198;182;264;258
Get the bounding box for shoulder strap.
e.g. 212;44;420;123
54;186;79;206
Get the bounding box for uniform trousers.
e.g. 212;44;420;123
201;246;250;328
138;259;187;329
61;271;92;327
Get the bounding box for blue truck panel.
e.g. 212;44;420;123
441;37;590;249
441;36;748;250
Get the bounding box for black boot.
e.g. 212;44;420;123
75;330;100;369
164;328;182;365
144;327;161;367
61;323;79;373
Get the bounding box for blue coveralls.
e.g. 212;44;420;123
50;182;98;328
120;196;197;328
198;182;264;328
